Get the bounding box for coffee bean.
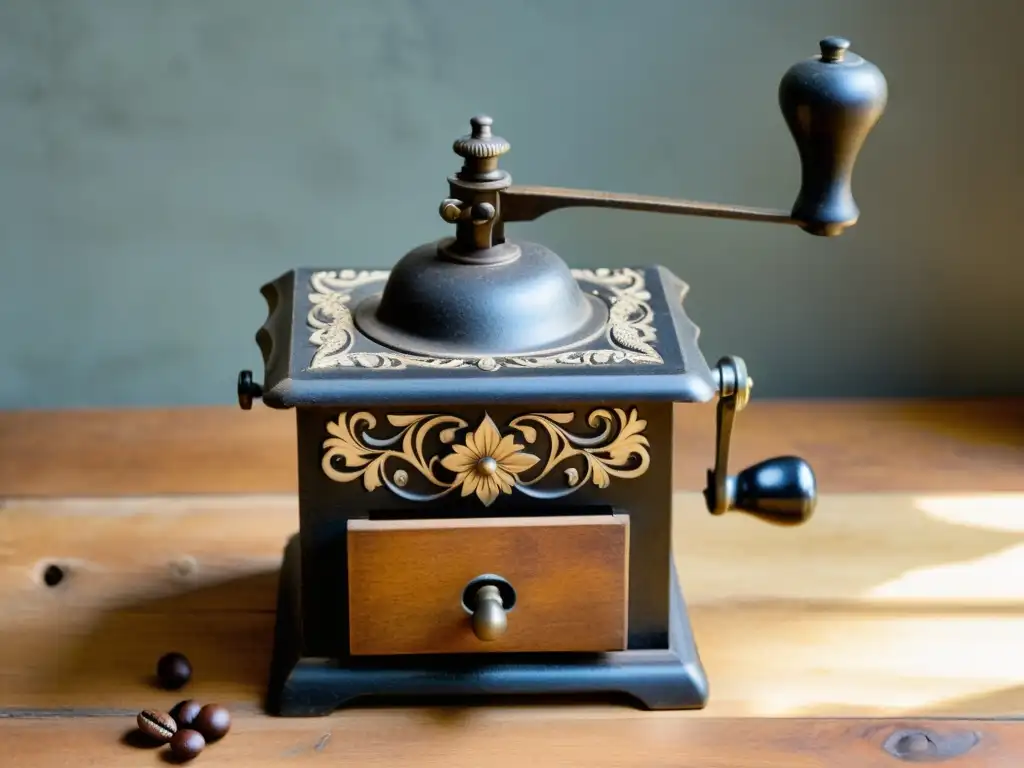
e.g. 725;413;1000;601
136;709;177;743
170;699;203;729
169;729;205;761
195;703;231;741
156;652;192;690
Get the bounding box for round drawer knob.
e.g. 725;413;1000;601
470;584;508;641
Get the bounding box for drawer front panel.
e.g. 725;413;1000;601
347;514;628;656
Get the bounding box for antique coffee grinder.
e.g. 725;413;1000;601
238;36;887;716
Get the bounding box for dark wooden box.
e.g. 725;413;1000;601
255;265;719;715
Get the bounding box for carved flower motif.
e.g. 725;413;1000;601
440;414;540;506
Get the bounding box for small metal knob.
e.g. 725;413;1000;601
452;116;511;160
471;202;496;224
439;198;464;222
452;115;510;183
438;198;496;226
470;584;507;641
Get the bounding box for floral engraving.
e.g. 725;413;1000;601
321;408;650;506
438;415;540;506
306;267;662;371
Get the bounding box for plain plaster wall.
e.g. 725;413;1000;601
0;0;1021;408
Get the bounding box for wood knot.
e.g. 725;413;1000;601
38;562;67;588
882;728;980;762
170;556;198;580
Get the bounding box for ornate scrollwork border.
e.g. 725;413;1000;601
306;267;662;371
321;408;650;506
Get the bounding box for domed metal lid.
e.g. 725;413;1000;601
352;117;606;358
250;115;721;409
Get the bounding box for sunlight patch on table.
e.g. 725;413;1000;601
711;615;1024;717
914;494;1024;532
863;494;1024;601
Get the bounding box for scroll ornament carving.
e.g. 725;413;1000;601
321;408;651;506
307;267;662;371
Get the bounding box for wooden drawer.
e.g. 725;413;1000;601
347;514;629;656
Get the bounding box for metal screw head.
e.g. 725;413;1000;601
439;198;463;222
393;469;409;488
471;202;496;223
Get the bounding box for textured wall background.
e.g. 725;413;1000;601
0;0;1020;408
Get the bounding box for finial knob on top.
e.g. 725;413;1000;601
779;37;888;236
453;116;511;182
453;115;510;159
819;36;851;63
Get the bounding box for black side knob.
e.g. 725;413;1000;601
779;37;888;236
237;370;262;411
731;456;817;526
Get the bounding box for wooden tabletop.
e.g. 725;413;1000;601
1;399;1023;766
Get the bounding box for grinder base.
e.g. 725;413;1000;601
265;535;709;717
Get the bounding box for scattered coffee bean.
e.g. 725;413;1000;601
170;699;203;729
156;652;192;690
169;729;205;761
136;709;177;743
195;703;231;741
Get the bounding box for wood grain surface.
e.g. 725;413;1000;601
2;398;1022;497
2;491;1023;717
347;515;629;655
1;400;1022;765
0;714;1013;767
